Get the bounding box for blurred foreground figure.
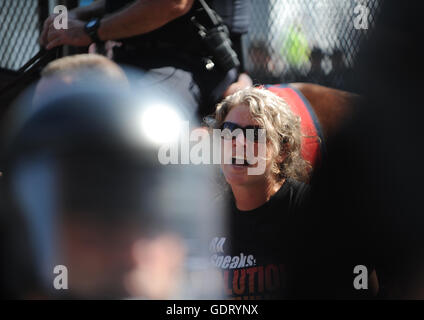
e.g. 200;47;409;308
1;80;222;299
33;54;128;107
289;1;424;299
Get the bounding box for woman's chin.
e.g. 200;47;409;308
223;165;250;185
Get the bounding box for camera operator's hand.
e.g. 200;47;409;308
40;10;78;47
42;18;92;50
223;73;253;97
40;14;57;47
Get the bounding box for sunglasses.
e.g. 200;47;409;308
220;121;266;142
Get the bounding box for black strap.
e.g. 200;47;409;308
198;0;220;26
0;48;60;97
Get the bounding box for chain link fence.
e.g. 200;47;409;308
1;0;382;89
245;0;382;91
0;0;46;71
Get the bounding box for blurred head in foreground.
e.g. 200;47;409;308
33;54;128;107
1;78;222;299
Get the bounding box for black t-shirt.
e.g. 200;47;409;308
210;179;310;299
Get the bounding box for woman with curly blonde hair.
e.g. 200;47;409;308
207;87;311;299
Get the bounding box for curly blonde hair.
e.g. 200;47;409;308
206;87;310;183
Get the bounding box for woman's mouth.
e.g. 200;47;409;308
231;157;250;167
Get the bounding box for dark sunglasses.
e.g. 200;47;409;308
220;121;266;142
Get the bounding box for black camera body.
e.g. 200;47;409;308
191;1;240;73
